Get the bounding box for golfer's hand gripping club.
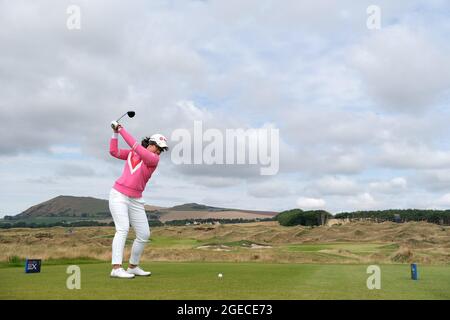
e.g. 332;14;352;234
111;121;122;131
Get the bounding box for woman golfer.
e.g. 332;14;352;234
108;124;168;278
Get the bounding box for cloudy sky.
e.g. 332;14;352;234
1;0;450;216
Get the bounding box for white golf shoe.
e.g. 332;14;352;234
126;266;151;276
110;267;135;279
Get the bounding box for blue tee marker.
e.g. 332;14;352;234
410;263;418;280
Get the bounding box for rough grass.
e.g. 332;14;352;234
1;221;450;264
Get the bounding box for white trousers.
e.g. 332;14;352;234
108;188;150;265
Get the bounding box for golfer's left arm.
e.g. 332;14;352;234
118;127;160;167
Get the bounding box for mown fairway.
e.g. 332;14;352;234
1;261;449;300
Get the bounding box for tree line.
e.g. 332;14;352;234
164;218;274;226
335;209;450;225
3;208;450;229
0;220;164;229
0;217;274;229
276;209;332;226
275;209;450;226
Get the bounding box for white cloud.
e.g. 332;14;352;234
176;100;213;123
282;146;366;175
2;1;450;215
378;143;450;169
296;197;326;210
247;180;292;198
193;176;242;188
346;193;378;210
352;25;450;112
312;176;360;196
369;177;407;194
413;169;450;192
435;193;450;207
56;164;96;177
50;146;82;155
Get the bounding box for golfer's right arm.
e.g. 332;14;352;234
109;132;131;160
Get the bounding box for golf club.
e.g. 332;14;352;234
111;110;135;130
117;111;136;122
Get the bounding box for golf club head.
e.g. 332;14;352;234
115;110;136;122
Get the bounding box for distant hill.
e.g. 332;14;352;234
166;203;277;214
11;196;278;222
152;203;277;222
15;196;110;218
169;203;229;211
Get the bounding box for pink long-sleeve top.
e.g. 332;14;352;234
109;127;160;198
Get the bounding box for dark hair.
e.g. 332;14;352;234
141;137;151;148
141;137;168;152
